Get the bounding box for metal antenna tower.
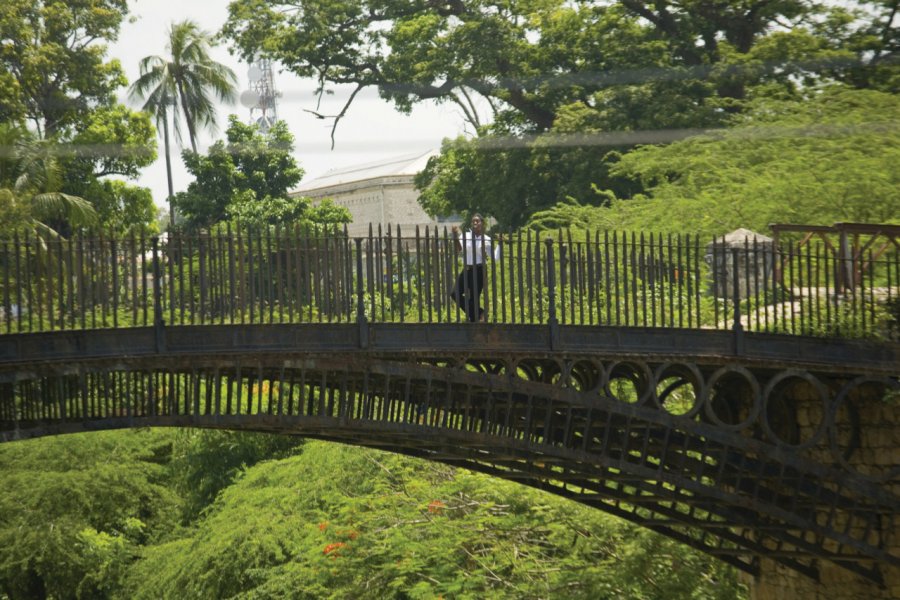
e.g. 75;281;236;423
240;57;280;132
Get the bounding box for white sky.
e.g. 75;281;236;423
110;0;473;210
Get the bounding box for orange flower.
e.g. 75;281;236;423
427;500;446;514
323;542;346;557
318;522;328;532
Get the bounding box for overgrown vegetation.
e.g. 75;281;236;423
0;432;747;599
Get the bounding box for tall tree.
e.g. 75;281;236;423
527;87;900;237
129;20;237;226
130;20;238;155
0;0;130;137
172;115;338;232
222;0;897;226
0;0;159;236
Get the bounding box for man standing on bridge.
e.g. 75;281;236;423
450;214;501;322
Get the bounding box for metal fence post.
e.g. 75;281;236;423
546;238;559;350
356;238;368;348
152;237;165;353
731;247;744;355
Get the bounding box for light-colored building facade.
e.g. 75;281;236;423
290;150;460;238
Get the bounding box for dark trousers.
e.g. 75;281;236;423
450;264;485;322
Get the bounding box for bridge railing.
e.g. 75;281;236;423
0;226;897;339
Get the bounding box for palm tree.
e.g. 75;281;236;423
0;123;97;238
128;20;237;226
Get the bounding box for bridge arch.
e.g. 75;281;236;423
1;323;897;595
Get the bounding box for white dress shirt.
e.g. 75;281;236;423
458;231;501;265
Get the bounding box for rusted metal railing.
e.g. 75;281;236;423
1;225;897;340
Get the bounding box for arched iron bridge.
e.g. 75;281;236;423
0;226;898;586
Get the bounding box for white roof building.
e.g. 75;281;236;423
291;150;460;238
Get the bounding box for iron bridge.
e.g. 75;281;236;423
1;225;898;586
0;321;898;586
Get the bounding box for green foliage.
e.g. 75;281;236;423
0;2;158;236
0;0;130;136
79;179;159;236
124;441;746;600
222;0;898;227
0;123;99;238
0;430;181;599
172;117;350;232
173;116;306;231
532;87;900;237
128;19;237;154
167;429;303;523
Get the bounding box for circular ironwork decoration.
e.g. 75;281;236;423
830;376;900;481
567;359;605;394
652;362;705;417
760;370;828;451
604;360;653;406
704;366;760;431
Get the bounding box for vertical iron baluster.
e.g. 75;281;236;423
127;234;137;326
109;238;117;328
275;226;285;323
534;231;543;323
630;232;639;326
396;225;405;323
235;227;246;324
385;225;395;322
225;225;236;324
2;240;9;334
48;238;59;330
558;231;567;325
302;225;313;322
310;225;326;323
24;232;35;331
63;237;73;330
29;236;47;331
603;231;611;325
187;234;196;325
814;239;824;333
612;231;622;325
805;238;814;334
526;230;534;322
787;242;795;334
712;236;721;329
577;238;585;325
376;224;385;322
762;237;771;332
694;234;702;327
493;228;502;323
246;227;255;323
641;232;650;327
291;224;302;324
448;227;459;323
517;231;525;324
199;231;209;325
367;226;376;323
546;238;557;329
423;227;433;323
586;230;595;325
102;235;111;327
415;226;423;322
265;227;274;323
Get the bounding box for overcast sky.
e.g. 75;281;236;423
110;0;471;210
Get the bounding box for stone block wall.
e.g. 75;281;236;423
744;379;899;599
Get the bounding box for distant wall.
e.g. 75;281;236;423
293;175;458;238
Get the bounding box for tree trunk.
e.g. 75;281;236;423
162;107;175;228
